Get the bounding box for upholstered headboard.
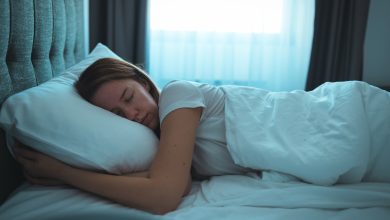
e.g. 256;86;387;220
0;0;89;204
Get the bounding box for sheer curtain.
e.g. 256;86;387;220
147;0;315;91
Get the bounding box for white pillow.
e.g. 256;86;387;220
0;43;159;174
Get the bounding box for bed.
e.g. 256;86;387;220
1;1;390;220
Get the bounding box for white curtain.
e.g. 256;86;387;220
147;0;315;91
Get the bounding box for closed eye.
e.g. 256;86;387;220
125;94;134;103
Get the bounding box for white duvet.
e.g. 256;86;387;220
223;81;390;185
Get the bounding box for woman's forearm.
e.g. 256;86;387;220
124;171;150;178
126;171;191;196
58;165;174;214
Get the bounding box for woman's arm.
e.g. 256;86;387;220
124;171;192;196
16;107;201;214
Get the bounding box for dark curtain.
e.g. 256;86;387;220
305;0;371;91
89;0;147;65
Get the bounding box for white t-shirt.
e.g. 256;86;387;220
159;80;251;177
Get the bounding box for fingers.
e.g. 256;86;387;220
24;171;62;186
14;148;38;176
14;145;37;161
14;139;35;151
23;171;36;184
16;155;40;180
14;139;35;150
15;153;33;167
14;138;25;147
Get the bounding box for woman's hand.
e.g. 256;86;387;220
14;141;69;186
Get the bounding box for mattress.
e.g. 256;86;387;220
1;173;389;220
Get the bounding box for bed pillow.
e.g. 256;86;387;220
0;43;159;174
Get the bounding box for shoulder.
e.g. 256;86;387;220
159;80;206;123
160;80;204;103
161;80;200;93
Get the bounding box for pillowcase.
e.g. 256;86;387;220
0;43;159;174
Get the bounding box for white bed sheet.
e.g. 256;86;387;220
1;173;389;220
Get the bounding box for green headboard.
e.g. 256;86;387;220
0;0;88;204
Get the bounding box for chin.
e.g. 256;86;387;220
149;122;158;131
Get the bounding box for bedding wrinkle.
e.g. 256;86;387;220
358;83;390;182
223;81;389;185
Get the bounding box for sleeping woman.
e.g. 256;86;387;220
14;58;390;214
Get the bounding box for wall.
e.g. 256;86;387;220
363;0;390;87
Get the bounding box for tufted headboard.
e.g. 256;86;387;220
0;0;89;204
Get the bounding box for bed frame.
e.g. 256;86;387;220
0;0;88;204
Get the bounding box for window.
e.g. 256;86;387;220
150;0;283;34
147;0;314;91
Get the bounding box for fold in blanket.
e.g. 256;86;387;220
222;81;390;185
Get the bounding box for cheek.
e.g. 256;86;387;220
137;94;156;111
151;99;159;113
144;93;158;108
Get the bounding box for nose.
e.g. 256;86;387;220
123;106;140;122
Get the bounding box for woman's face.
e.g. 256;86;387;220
91;79;159;131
